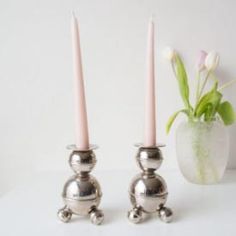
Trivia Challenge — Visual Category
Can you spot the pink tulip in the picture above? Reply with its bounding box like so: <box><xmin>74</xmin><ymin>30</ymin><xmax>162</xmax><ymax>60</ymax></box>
<box><xmin>196</xmin><ymin>50</ymin><xmax>208</xmax><ymax>71</ymax></box>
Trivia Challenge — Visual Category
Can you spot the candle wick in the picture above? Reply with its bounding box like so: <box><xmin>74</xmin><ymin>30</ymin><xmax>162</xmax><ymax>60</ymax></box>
<box><xmin>150</xmin><ymin>13</ymin><xmax>155</xmax><ymax>22</ymax></box>
<box><xmin>71</xmin><ymin>10</ymin><xmax>76</xmax><ymax>18</ymax></box>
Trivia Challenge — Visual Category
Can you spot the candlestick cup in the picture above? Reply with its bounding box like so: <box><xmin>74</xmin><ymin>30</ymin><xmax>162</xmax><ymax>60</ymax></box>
<box><xmin>57</xmin><ymin>145</ymin><xmax>104</xmax><ymax>225</ymax></box>
<box><xmin>127</xmin><ymin>144</ymin><xmax>173</xmax><ymax>223</ymax></box>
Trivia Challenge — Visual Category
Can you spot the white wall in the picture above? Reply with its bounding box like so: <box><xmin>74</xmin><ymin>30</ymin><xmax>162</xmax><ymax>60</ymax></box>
<box><xmin>0</xmin><ymin>0</ymin><xmax>235</xmax><ymax>195</ymax></box>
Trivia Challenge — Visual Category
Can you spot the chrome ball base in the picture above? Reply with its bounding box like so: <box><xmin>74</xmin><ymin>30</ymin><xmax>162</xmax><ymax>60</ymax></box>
<box><xmin>128</xmin><ymin>144</ymin><xmax>173</xmax><ymax>223</ymax></box>
<box><xmin>58</xmin><ymin>145</ymin><xmax>104</xmax><ymax>225</ymax></box>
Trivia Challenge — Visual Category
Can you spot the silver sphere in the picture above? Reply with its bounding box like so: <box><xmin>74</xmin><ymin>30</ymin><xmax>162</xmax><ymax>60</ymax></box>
<box><xmin>69</xmin><ymin>150</ymin><xmax>96</xmax><ymax>173</ymax></box>
<box><xmin>136</xmin><ymin>147</ymin><xmax>163</xmax><ymax>172</ymax></box>
<box><xmin>57</xmin><ymin>207</ymin><xmax>72</xmax><ymax>223</ymax></box>
<box><xmin>127</xmin><ymin>207</ymin><xmax>143</xmax><ymax>224</ymax></box>
<box><xmin>62</xmin><ymin>175</ymin><xmax>102</xmax><ymax>216</ymax></box>
<box><xmin>129</xmin><ymin>174</ymin><xmax>168</xmax><ymax>213</ymax></box>
<box><xmin>158</xmin><ymin>207</ymin><xmax>173</xmax><ymax>223</ymax></box>
<box><xmin>90</xmin><ymin>208</ymin><xmax>104</xmax><ymax>225</ymax></box>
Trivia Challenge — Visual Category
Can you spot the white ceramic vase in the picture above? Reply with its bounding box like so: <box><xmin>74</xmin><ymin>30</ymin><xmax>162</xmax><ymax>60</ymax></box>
<box><xmin>176</xmin><ymin>121</ymin><xmax>229</xmax><ymax>184</ymax></box>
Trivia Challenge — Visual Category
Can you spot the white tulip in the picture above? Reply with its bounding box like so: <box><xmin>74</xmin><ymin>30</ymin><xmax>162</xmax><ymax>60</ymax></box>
<box><xmin>204</xmin><ymin>51</ymin><xmax>220</xmax><ymax>71</ymax></box>
<box><xmin>162</xmin><ymin>47</ymin><xmax>176</xmax><ymax>61</ymax></box>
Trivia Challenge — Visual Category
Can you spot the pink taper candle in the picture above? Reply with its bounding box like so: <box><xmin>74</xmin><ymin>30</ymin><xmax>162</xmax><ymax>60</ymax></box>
<box><xmin>144</xmin><ymin>17</ymin><xmax>156</xmax><ymax>147</ymax></box>
<box><xmin>71</xmin><ymin>13</ymin><xmax>89</xmax><ymax>150</ymax></box>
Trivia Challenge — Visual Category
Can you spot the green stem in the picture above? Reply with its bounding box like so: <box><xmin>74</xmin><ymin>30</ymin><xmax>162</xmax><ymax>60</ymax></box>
<box><xmin>171</xmin><ymin>60</ymin><xmax>177</xmax><ymax>77</ymax></box>
<box><xmin>196</xmin><ymin>153</ymin><xmax>206</xmax><ymax>183</ymax></box>
<box><xmin>218</xmin><ymin>79</ymin><xmax>236</xmax><ymax>91</ymax></box>
<box><xmin>195</xmin><ymin>71</ymin><xmax>201</xmax><ymax>107</ymax></box>
<box><xmin>198</xmin><ymin>70</ymin><xmax>211</xmax><ymax>100</ymax></box>
<box><xmin>193</xmin><ymin>127</ymin><xmax>205</xmax><ymax>183</ymax></box>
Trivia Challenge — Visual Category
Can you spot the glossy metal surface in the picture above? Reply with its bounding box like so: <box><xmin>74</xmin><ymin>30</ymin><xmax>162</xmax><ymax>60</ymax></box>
<box><xmin>136</xmin><ymin>147</ymin><xmax>163</xmax><ymax>172</ymax></box>
<box><xmin>158</xmin><ymin>206</ymin><xmax>173</xmax><ymax>223</ymax></box>
<box><xmin>69</xmin><ymin>150</ymin><xmax>97</xmax><ymax>174</ymax></box>
<box><xmin>58</xmin><ymin>145</ymin><xmax>104</xmax><ymax>225</ymax></box>
<box><xmin>90</xmin><ymin>207</ymin><xmax>104</xmax><ymax>225</ymax></box>
<box><xmin>127</xmin><ymin>207</ymin><xmax>143</xmax><ymax>224</ymax></box>
<box><xmin>128</xmin><ymin>146</ymin><xmax>173</xmax><ymax>223</ymax></box>
<box><xmin>129</xmin><ymin>173</ymin><xmax>167</xmax><ymax>213</ymax></box>
<box><xmin>57</xmin><ymin>206</ymin><xmax>72</xmax><ymax>223</ymax></box>
<box><xmin>62</xmin><ymin>175</ymin><xmax>102</xmax><ymax>215</ymax></box>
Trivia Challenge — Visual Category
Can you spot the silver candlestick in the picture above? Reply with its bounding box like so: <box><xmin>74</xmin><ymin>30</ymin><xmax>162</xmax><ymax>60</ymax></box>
<box><xmin>57</xmin><ymin>145</ymin><xmax>104</xmax><ymax>225</ymax></box>
<box><xmin>127</xmin><ymin>143</ymin><xmax>173</xmax><ymax>224</ymax></box>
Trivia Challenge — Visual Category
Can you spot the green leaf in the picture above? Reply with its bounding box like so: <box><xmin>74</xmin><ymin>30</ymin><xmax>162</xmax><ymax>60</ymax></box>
<box><xmin>166</xmin><ymin>109</ymin><xmax>188</xmax><ymax>134</ymax></box>
<box><xmin>175</xmin><ymin>55</ymin><xmax>192</xmax><ymax>110</ymax></box>
<box><xmin>217</xmin><ymin>101</ymin><xmax>236</xmax><ymax>125</ymax></box>
<box><xmin>195</xmin><ymin>82</ymin><xmax>222</xmax><ymax>119</ymax></box>
<box><xmin>204</xmin><ymin>104</ymin><xmax>214</xmax><ymax>122</ymax></box>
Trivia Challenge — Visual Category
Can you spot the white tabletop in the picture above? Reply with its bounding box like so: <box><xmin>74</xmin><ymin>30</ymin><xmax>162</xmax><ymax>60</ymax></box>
<box><xmin>0</xmin><ymin>169</ymin><xmax>236</xmax><ymax>236</ymax></box>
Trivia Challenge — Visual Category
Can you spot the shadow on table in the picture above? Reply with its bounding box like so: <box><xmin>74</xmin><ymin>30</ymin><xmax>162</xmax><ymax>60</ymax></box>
<box><xmin>220</xmin><ymin>170</ymin><xmax>236</xmax><ymax>184</ymax></box>
<box><xmin>103</xmin><ymin>207</ymin><xmax>126</xmax><ymax>224</ymax></box>
<box><xmin>67</xmin><ymin>207</ymin><xmax>126</xmax><ymax>224</ymax></box>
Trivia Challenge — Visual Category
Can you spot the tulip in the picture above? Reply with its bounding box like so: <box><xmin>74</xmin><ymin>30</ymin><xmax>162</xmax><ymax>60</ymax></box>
<box><xmin>163</xmin><ymin>47</ymin><xmax>176</xmax><ymax>61</ymax></box>
<box><xmin>196</xmin><ymin>50</ymin><xmax>207</xmax><ymax>71</ymax></box>
<box><xmin>205</xmin><ymin>51</ymin><xmax>220</xmax><ymax>71</ymax></box>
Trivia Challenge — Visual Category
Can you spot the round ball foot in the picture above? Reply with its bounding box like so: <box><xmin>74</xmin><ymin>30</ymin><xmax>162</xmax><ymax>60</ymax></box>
<box><xmin>127</xmin><ymin>207</ymin><xmax>143</xmax><ymax>224</ymax></box>
<box><xmin>158</xmin><ymin>206</ymin><xmax>173</xmax><ymax>223</ymax></box>
<box><xmin>90</xmin><ymin>208</ymin><xmax>104</xmax><ymax>225</ymax></box>
<box><xmin>57</xmin><ymin>206</ymin><xmax>72</xmax><ymax>223</ymax></box>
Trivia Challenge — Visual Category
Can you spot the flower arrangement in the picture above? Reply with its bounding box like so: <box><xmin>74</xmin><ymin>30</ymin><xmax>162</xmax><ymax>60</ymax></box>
<box><xmin>164</xmin><ymin>48</ymin><xmax>236</xmax><ymax>133</ymax></box>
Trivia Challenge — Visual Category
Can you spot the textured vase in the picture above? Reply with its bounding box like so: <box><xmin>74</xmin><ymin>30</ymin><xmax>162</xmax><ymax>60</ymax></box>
<box><xmin>176</xmin><ymin>121</ymin><xmax>229</xmax><ymax>184</ymax></box>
